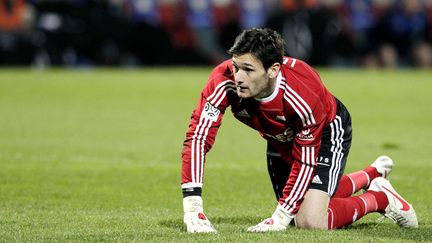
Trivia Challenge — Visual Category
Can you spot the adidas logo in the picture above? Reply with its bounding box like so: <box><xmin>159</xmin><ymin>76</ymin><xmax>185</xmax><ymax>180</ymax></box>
<box><xmin>312</xmin><ymin>175</ymin><xmax>322</xmax><ymax>184</ymax></box>
<box><xmin>237</xmin><ymin>109</ymin><xmax>251</xmax><ymax>118</ymax></box>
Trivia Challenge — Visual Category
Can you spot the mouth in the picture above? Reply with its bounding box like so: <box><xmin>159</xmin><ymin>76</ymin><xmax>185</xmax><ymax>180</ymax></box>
<box><xmin>237</xmin><ymin>86</ymin><xmax>248</xmax><ymax>94</ymax></box>
<box><xmin>236</xmin><ymin>84</ymin><xmax>247</xmax><ymax>90</ymax></box>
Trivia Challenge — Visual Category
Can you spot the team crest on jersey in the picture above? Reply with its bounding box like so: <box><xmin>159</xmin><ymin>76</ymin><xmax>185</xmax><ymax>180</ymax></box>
<box><xmin>265</xmin><ymin>127</ymin><xmax>294</xmax><ymax>143</ymax></box>
<box><xmin>202</xmin><ymin>102</ymin><xmax>220</xmax><ymax>122</ymax></box>
<box><xmin>296</xmin><ymin>128</ymin><xmax>314</xmax><ymax>141</ymax></box>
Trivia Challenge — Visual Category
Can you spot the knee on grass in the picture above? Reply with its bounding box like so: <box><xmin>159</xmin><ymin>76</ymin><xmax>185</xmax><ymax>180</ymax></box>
<box><xmin>295</xmin><ymin>214</ymin><xmax>328</xmax><ymax>230</ymax></box>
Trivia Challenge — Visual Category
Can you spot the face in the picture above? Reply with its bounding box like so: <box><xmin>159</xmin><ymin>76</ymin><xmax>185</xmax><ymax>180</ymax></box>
<box><xmin>232</xmin><ymin>53</ymin><xmax>280</xmax><ymax>99</ymax></box>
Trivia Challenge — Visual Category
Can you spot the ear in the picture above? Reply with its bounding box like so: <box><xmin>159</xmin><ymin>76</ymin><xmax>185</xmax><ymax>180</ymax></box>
<box><xmin>267</xmin><ymin>63</ymin><xmax>281</xmax><ymax>79</ymax></box>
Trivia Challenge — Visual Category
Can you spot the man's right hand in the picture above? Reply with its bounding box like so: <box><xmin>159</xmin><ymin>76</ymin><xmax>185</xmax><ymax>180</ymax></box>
<box><xmin>183</xmin><ymin>211</ymin><xmax>217</xmax><ymax>233</ymax></box>
<box><xmin>183</xmin><ymin>196</ymin><xmax>217</xmax><ymax>233</ymax></box>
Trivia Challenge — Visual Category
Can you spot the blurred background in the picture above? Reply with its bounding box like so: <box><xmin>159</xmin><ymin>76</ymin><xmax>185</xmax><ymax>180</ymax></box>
<box><xmin>1</xmin><ymin>0</ymin><xmax>432</xmax><ymax>68</ymax></box>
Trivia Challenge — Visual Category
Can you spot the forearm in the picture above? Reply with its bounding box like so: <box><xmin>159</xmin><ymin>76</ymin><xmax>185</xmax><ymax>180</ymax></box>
<box><xmin>279</xmin><ymin>155</ymin><xmax>316</xmax><ymax>215</ymax></box>
<box><xmin>181</xmin><ymin>102</ymin><xmax>224</xmax><ymax>195</ymax></box>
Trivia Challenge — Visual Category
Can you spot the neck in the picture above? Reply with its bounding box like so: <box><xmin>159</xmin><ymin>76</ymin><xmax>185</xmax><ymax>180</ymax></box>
<box><xmin>258</xmin><ymin>77</ymin><xmax>277</xmax><ymax>99</ymax></box>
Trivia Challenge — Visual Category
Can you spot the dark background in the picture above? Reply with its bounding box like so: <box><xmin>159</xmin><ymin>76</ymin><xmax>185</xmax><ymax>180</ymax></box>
<box><xmin>1</xmin><ymin>0</ymin><xmax>431</xmax><ymax>68</ymax></box>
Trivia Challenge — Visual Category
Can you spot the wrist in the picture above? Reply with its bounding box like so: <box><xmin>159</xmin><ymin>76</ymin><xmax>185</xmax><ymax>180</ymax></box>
<box><xmin>272</xmin><ymin>204</ymin><xmax>294</xmax><ymax>227</ymax></box>
<box><xmin>183</xmin><ymin>196</ymin><xmax>204</xmax><ymax>213</ymax></box>
<box><xmin>182</xmin><ymin>186</ymin><xmax>202</xmax><ymax>198</ymax></box>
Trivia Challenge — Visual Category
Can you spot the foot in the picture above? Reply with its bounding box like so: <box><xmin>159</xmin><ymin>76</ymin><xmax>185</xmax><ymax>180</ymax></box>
<box><xmin>371</xmin><ymin>155</ymin><xmax>394</xmax><ymax>178</ymax></box>
<box><xmin>368</xmin><ymin>177</ymin><xmax>418</xmax><ymax>228</ymax></box>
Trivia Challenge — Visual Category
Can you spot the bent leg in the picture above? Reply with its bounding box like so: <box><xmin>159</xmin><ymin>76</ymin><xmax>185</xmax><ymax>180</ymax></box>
<box><xmin>295</xmin><ymin>189</ymin><xmax>330</xmax><ymax>229</ymax></box>
<box><xmin>296</xmin><ymin>189</ymin><xmax>389</xmax><ymax>230</ymax></box>
<box><xmin>333</xmin><ymin>167</ymin><xmax>379</xmax><ymax>198</ymax></box>
<box><xmin>328</xmin><ymin>191</ymin><xmax>388</xmax><ymax>229</ymax></box>
<box><xmin>295</xmin><ymin>103</ymin><xmax>352</xmax><ymax>229</ymax></box>
<box><xmin>333</xmin><ymin>156</ymin><xmax>394</xmax><ymax>198</ymax></box>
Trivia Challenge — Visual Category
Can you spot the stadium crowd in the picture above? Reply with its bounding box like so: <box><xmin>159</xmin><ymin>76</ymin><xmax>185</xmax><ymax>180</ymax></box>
<box><xmin>1</xmin><ymin>0</ymin><xmax>432</xmax><ymax>68</ymax></box>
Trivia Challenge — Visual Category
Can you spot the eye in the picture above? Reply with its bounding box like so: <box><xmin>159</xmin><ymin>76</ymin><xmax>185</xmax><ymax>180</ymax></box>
<box><xmin>233</xmin><ymin>65</ymin><xmax>239</xmax><ymax>73</ymax></box>
<box><xmin>244</xmin><ymin>68</ymin><xmax>254</xmax><ymax>72</ymax></box>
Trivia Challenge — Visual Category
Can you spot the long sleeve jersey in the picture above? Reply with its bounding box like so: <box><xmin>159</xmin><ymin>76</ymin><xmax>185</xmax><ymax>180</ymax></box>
<box><xmin>181</xmin><ymin>57</ymin><xmax>337</xmax><ymax>215</ymax></box>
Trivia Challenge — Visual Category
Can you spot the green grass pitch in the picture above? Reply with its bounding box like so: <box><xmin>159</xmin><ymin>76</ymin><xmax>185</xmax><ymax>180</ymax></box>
<box><xmin>0</xmin><ymin>67</ymin><xmax>431</xmax><ymax>242</ymax></box>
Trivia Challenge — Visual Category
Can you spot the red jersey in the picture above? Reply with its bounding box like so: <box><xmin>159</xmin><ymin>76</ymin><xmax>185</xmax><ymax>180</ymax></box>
<box><xmin>181</xmin><ymin>57</ymin><xmax>337</xmax><ymax>214</ymax></box>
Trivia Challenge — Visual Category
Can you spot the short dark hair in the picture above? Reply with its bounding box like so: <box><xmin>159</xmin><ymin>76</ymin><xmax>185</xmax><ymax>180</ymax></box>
<box><xmin>228</xmin><ymin>28</ymin><xmax>285</xmax><ymax>70</ymax></box>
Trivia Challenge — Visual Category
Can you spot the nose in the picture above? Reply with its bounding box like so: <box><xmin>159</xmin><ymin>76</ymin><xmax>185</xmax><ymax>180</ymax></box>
<box><xmin>234</xmin><ymin>70</ymin><xmax>246</xmax><ymax>84</ymax></box>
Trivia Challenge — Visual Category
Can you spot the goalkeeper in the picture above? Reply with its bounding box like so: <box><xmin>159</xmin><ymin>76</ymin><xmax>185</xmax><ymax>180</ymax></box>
<box><xmin>180</xmin><ymin>28</ymin><xmax>418</xmax><ymax>232</ymax></box>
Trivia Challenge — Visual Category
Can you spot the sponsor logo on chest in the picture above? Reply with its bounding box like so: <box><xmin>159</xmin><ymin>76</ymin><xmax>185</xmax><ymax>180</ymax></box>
<box><xmin>296</xmin><ymin>128</ymin><xmax>314</xmax><ymax>141</ymax></box>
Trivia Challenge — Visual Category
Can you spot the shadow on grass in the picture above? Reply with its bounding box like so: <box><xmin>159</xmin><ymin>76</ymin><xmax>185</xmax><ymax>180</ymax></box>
<box><xmin>343</xmin><ymin>222</ymin><xmax>432</xmax><ymax>241</ymax></box>
<box><xmin>160</xmin><ymin>216</ymin><xmax>431</xmax><ymax>241</ymax></box>
<box><xmin>158</xmin><ymin>215</ymin><xmax>263</xmax><ymax>232</ymax></box>
<box><xmin>211</xmin><ymin>215</ymin><xmax>265</xmax><ymax>225</ymax></box>
<box><xmin>159</xmin><ymin>219</ymin><xmax>183</xmax><ymax>233</ymax></box>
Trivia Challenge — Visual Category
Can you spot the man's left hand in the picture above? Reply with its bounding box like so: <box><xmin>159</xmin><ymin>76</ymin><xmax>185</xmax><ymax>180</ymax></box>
<box><xmin>247</xmin><ymin>204</ymin><xmax>294</xmax><ymax>232</ymax></box>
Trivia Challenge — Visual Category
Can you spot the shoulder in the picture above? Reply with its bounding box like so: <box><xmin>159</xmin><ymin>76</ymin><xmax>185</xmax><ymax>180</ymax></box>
<box><xmin>203</xmin><ymin>60</ymin><xmax>236</xmax><ymax>107</ymax></box>
<box><xmin>205</xmin><ymin>60</ymin><xmax>236</xmax><ymax>93</ymax></box>
<box><xmin>279</xmin><ymin>57</ymin><xmax>333</xmax><ymax>126</ymax></box>
<box><xmin>209</xmin><ymin>59</ymin><xmax>234</xmax><ymax>83</ymax></box>
<box><xmin>282</xmin><ymin>57</ymin><xmax>317</xmax><ymax>74</ymax></box>
<box><xmin>281</xmin><ymin>56</ymin><xmax>321</xmax><ymax>83</ymax></box>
